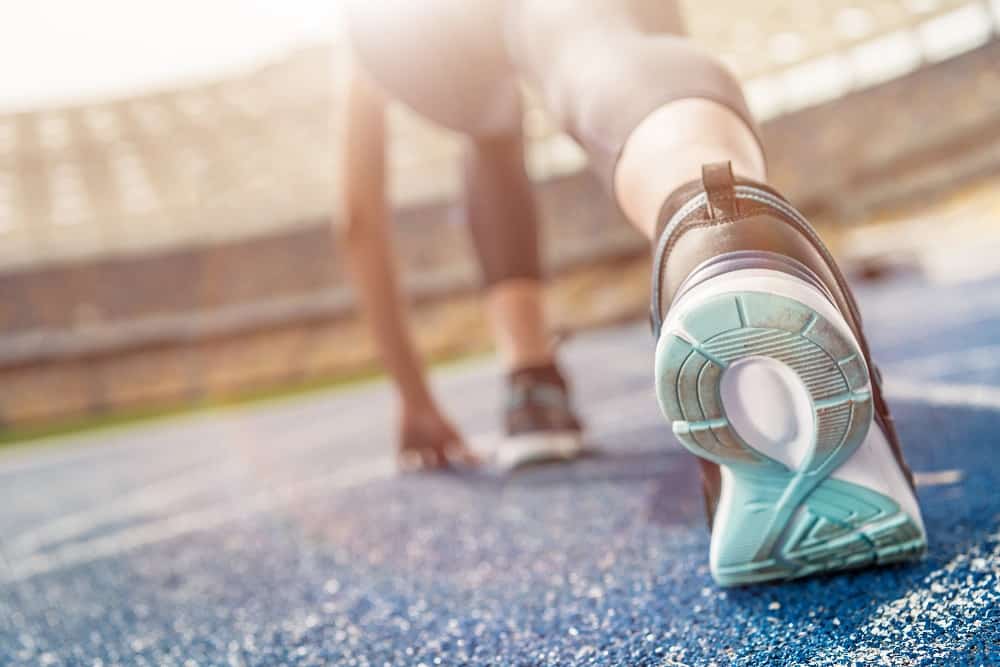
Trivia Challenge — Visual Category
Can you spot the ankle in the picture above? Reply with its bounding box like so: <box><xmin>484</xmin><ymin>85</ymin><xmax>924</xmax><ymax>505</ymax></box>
<box><xmin>615</xmin><ymin>99</ymin><xmax>767</xmax><ymax>239</ymax></box>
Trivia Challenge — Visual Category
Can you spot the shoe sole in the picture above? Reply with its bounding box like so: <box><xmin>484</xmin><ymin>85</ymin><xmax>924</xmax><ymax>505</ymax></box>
<box><xmin>493</xmin><ymin>431</ymin><xmax>584</xmax><ymax>471</ymax></box>
<box><xmin>655</xmin><ymin>268</ymin><xmax>926</xmax><ymax>586</ymax></box>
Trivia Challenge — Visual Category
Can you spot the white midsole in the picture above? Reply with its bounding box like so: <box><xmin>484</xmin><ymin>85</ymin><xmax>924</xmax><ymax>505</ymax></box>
<box><xmin>493</xmin><ymin>431</ymin><xmax>583</xmax><ymax>470</ymax></box>
<box><xmin>662</xmin><ymin>268</ymin><xmax>926</xmax><ymax>540</ymax></box>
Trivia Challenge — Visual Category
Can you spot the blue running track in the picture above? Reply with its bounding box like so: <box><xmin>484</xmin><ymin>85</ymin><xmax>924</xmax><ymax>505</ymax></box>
<box><xmin>1</xmin><ymin>272</ymin><xmax>998</xmax><ymax>666</ymax></box>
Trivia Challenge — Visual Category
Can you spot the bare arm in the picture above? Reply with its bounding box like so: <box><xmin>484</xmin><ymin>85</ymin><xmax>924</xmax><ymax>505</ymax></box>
<box><xmin>340</xmin><ymin>68</ymin><xmax>432</xmax><ymax>409</ymax></box>
<box><xmin>338</xmin><ymin>66</ymin><xmax>475</xmax><ymax>468</ymax></box>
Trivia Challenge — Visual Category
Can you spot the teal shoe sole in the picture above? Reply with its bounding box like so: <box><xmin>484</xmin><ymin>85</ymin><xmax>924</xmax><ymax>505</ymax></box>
<box><xmin>655</xmin><ymin>290</ymin><xmax>926</xmax><ymax>586</ymax></box>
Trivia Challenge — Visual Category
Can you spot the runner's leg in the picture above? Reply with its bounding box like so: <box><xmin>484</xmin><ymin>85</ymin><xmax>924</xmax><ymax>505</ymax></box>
<box><xmin>506</xmin><ymin>0</ymin><xmax>764</xmax><ymax>237</ymax></box>
<box><xmin>347</xmin><ymin>0</ymin><xmax>557</xmax><ymax>373</ymax></box>
<box><xmin>507</xmin><ymin>0</ymin><xmax>925</xmax><ymax>580</ymax></box>
<box><xmin>463</xmin><ymin>127</ymin><xmax>555</xmax><ymax>370</ymax></box>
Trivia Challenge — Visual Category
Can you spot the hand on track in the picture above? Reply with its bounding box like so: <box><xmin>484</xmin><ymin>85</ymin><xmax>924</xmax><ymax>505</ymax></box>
<box><xmin>398</xmin><ymin>406</ymin><xmax>478</xmax><ymax>471</ymax></box>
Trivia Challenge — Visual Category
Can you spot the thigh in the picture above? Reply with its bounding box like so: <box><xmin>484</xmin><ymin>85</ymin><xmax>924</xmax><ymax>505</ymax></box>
<box><xmin>345</xmin><ymin>0</ymin><xmax>521</xmax><ymax>137</ymax></box>
<box><xmin>504</xmin><ymin>0</ymin><xmax>688</xmax><ymax>127</ymax></box>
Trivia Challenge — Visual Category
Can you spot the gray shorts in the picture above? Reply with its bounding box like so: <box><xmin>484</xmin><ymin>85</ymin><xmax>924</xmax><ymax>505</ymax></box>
<box><xmin>345</xmin><ymin>0</ymin><xmax>756</xmax><ymax>187</ymax></box>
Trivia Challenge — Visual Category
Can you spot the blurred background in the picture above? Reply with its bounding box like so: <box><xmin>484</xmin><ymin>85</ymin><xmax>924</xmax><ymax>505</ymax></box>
<box><xmin>2</xmin><ymin>0</ymin><xmax>1000</xmax><ymax>440</ymax></box>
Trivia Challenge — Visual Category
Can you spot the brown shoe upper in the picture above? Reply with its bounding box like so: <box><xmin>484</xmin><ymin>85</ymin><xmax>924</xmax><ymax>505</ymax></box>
<box><xmin>651</xmin><ymin>162</ymin><xmax>916</xmax><ymax>526</ymax></box>
<box><xmin>505</xmin><ymin>363</ymin><xmax>583</xmax><ymax>438</ymax></box>
<box><xmin>652</xmin><ymin>163</ymin><xmax>864</xmax><ymax>335</ymax></box>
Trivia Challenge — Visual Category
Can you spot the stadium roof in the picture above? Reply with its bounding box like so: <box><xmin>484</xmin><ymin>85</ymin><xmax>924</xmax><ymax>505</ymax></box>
<box><xmin>0</xmin><ymin>0</ymin><xmax>997</xmax><ymax>271</ymax></box>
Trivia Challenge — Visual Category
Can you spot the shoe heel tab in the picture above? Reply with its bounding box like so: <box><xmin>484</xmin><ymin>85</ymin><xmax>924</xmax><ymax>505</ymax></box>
<box><xmin>702</xmin><ymin>161</ymin><xmax>739</xmax><ymax>219</ymax></box>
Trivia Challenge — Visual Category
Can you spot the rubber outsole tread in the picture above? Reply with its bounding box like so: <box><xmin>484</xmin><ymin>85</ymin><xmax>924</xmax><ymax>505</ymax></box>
<box><xmin>655</xmin><ymin>290</ymin><xmax>926</xmax><ymax>585</ymax></box>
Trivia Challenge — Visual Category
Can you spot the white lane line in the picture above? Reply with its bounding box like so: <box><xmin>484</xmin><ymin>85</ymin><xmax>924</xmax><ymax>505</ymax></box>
<box><xmin>888</xmin><ymin>344</ymin><xmax>1000</xmax><ymax>381</ymax></box>
<box><xmin>861</xmin><ymin>285</ymin><xmax>1000</xmax><ymax>330</ymax></box>
<box><xmin>0</xmin><ymin>545</ymin><xmax>11</xmax><ymax>581</ymax></box>
<box><xmin>4</xmin><ymin>356</ymin><xmax>515</xmax><ymax>563</ymax></box>
<box><xmin>2</xmin><ymin>456</ymin><xmax>396</xmax><ymax>584</ymax></box>
<box><xmin>1</xmin><ymin>386</ymin><xmax>662</xmax><ymax>578</ymax></box>
<box><xmin>885</xmin><ymin>377</ymin><xmax>1000</xmax><ymax>411</ymax></box>
<box><xmin>3</xmin><ymin>375</ymin><xmax>994</xmax><ymax>581</ymax></box>
<box><xmin>913</xmin><ymin>469</ymin><xmax>964</xmax><ymax>487</ymax></box>
<box><xmin>5</xmin><ymin>415</ymin><xmax>388</xmax><ymax>560</ymax></box>
<box><xmin>5</xmin><ymin>460</ymin><xmax>238</xmax><ymax>558</ymax></box>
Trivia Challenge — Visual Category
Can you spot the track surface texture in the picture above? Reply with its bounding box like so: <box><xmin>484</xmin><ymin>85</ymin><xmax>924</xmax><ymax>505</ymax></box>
<box><xmin>1</xmin><ymin>272</ymin><xmax>999</xmax><ymax>666</ymax></box>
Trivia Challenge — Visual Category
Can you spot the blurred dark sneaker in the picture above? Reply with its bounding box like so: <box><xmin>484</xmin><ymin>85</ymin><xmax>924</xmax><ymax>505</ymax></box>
<box><xmin>651</xmin><ymin>162</ymin><xmax>926</xmax><ymax>586</ymax></box>
<box><xmin>495</xmin><ymin>362</ymin><xmax>584</xmax><ymax>469</ymax></box>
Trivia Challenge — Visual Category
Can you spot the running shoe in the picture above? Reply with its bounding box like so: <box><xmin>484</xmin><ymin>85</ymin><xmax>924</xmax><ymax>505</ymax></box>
<box><xmin>651</xmin><ymin>162</ymin><xmax>927</xmax><ymax>586</ymax></box>
<box><xmin>495</xmin><ymin>363</ymin><xmax>584</xmax><ymax>469</ymax></box>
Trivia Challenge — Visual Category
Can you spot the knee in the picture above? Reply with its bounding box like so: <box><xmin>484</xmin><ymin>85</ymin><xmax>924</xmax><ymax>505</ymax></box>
<box><xmin>565</xmin><ymin>35</ymin><xmax>749</xmax><ymax>128</ymax></box>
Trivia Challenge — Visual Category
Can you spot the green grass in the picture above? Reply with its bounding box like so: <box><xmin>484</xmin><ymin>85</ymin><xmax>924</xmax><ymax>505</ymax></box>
<box><xmin>0</xmin><ymin>367</ymin><xmax>386</xmax><ymax>452</ymax></box>
<box><xmin>0</xmin><ymin>348</ymin><xmax>494</xmax><ymax>453</ymax></box>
